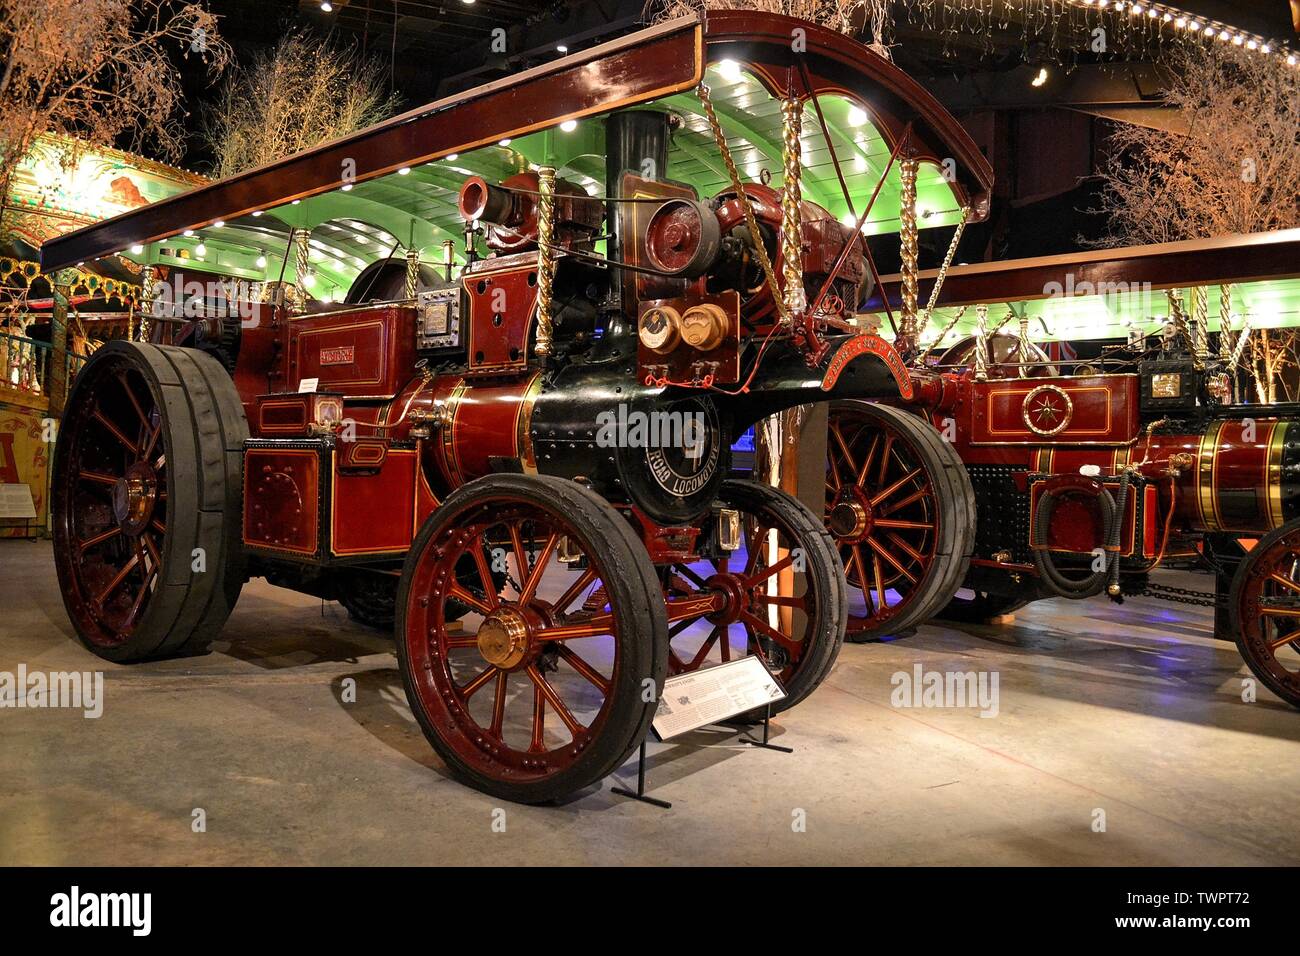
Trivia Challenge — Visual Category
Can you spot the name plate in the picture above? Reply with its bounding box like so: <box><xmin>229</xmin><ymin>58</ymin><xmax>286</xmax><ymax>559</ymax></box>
<box><xmin>652</xmin><ymin>656</ymin><xmax>786</xmax><ymax>741</ymax></box>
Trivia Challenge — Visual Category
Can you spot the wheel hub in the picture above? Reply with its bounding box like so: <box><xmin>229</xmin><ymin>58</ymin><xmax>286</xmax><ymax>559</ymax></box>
<box><xmin>829</xmin><ymin>490</ymin><xmax>873</xmax><ymax>542</ymax></box>
<box><xmin>112</xmin><ymin>462</ymin><xmax>158</xmax><ymax>536</ymax></box>
<box><xmin>476</xmin><ymin>607</ymin><xmax>531</xmax><ymax>669</ymax></box>
<box><xmin>703</xmin><ymin>573</ymin><xmax>748</xmax><ymax>625</ymax></box>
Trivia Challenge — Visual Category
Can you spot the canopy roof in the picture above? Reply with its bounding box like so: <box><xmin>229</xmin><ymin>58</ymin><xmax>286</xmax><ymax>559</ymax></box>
<box><xmin>40</xmin><ymin>12</ymin><xmax>992</xmax><ymax>301</ymax></box>
<box><xmin>866</xmin><ymin>229</ymin><xmax>1300</xmax><ymax>345</ymax></box>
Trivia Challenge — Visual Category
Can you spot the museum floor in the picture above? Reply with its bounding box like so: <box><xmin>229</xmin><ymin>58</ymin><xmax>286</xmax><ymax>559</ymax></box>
<box><xmin>2</xmin><ymin>538</ymin><xmax>1296</xmax><ymax>867</ymax></box>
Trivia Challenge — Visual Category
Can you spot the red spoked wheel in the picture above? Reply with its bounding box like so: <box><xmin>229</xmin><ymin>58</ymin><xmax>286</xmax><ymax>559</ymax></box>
<box><xmin>1229</xmin><ymin>519</ymin><xmax>1300</xmax><ymax>709</ymax></box>
<box><xmin>396</xmin><ymin>474</ymin><xmax>667</xmax><ymax>803</ymax></box>
<box><xmin>51</xmin><ymin>342</ymin><xmax>247</xmax><ymax>662</ymax></box>
<box><xmin>659</xmin><ymin>479</ymin><xmax>845</xmax><ymax>711</ymax></box>
<box><xmin>825</xmin><ymin>401</ymin><xmax>975</xmax><ymax>641</ymax></box>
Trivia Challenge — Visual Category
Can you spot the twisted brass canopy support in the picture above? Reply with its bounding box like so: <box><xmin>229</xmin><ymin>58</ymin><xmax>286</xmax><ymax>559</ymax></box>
<box><xmin>535</xmin><ymin>166</ymin><xmax>557</xmax><ymax>358</ymax></box>
<box><xmin>780</xmin><ymin>96</ymin><xmax>805</xmax><ymax>324</ymax></box>
<box><xmin>897</xmin><ymin>157</ymin><xmax>920</xmax><ymax>353</ymax></box>
<box><xmin>973</xmin><ymin>303</ymin><xmax>989</xmax><ymax>383</ymax></box>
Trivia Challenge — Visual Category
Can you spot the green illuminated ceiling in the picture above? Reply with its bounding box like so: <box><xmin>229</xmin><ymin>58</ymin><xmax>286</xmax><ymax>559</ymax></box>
<box><xmin>124</xmin><ymin>62</ymin><xmax>960</xmax><ymax>302</ymax></box>
<box><xmin>888</xmin><ymin>280</ymin><xmax>1300</xmax><ymax>349</ymax></box>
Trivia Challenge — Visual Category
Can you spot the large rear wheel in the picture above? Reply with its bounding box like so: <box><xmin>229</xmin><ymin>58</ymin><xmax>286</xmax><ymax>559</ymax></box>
<box><xmin>826</xmin><ymin>400</ymin><xmax>976</xmax><ymax>641</ymax></box>
<box><xmin>396</xmin><ymin>474</ymin><xmax>668</xmax><ymax>803</ymax></box>
<box><xmin>51</xmin><ymin>342</ymin><xmax>247</xmax><ymax>662</ymax></box>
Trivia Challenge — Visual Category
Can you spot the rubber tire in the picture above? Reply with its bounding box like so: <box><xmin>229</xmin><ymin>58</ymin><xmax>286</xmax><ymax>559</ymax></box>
<box><xmin>1228</xmin><ymin>520</ymin><xmax>1300</xmax><ymax>709</ymax></box>
<box><xmin>719</xmin><ymin>478</ymin><xmax>847</xmax><ymax>711</ymax></box>
<box><xmin>829</xmin><ymin>401</ymin><xmax>977</xmax><ymax>642</ymax></box>
<box><xmin>52</xmin><ymin>342</ymin><xmax>248</xmax><ymax>662</ymax></box>
<box><xmin>395</xmin><ymin>474</ymin><xmax>669</xmax><ymax>804</ymax></box>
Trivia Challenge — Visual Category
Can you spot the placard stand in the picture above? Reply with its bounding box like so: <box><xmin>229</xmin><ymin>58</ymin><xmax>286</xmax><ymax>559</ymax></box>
<box><xmin>611</xmin><ymin>704</ymin><xmax>791</xmax><ymax>810</ymax></box>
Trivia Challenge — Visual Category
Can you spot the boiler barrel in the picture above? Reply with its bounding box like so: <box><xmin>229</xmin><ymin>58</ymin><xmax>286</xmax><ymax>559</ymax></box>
<box><xmin>1147</xmin><ymin>418</ymin><xmax>1300</xmax><ymax>534</ymax></box>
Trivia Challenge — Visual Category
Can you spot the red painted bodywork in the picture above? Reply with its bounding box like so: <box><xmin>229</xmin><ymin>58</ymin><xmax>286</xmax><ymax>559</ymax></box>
<box><xmin>919</xmin><ymin>367</ymin><xmax>1292</xmax><ymax>560</ymax></box>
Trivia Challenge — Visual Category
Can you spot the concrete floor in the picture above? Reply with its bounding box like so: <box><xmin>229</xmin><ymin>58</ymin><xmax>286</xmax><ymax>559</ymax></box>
<box><xmin>2</xmin><ymin>538</ymin><xmax>1298</xmax><ymax>866</ymax></box>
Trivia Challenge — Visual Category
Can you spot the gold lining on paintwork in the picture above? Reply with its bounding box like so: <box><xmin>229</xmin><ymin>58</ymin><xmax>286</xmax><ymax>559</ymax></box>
<box><xmin>1268</xmin><ymin>420</ymin><xmax>1289</xmax><ymax>530</ymax></box>
<box><xmin>516</xmin><ymin>372</ymin><xmax>543</xmax><ymax>475</ymax></box>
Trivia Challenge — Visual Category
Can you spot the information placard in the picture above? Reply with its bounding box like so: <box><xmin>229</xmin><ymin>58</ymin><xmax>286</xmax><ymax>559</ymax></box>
<box><xmin>652</xmin><ymin>656</ymin><xmax>786</xmax><ymax>741</ymax></box>
<box><xmin>0</xmin><ymin>484</ymin><xmax>37</xmax><ymax>520</ymax></box>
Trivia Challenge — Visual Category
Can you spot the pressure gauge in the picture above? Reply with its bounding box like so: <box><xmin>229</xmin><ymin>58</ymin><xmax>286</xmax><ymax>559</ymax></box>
<box><xmin>639</xmin><ymin>305</ymin><xmax>682</xmax><ymax>354</ymax></box>
<box><xmin>680</xmin><ymin>303</ymin><xmax>728</xmax><ymax>351</ymax></box>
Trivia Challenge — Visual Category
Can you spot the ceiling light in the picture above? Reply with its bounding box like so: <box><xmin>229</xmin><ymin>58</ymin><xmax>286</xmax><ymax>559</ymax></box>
<box><xmin>320</xmin><ymin>1</ymin><xmax>332</xmax><ymax>11</ymax></box>
<box><xmin>718</xmin><ymin>59</ymin><xmax>743</xmax><ymax>82</ymax></box>
<box><xmin>213</xmin><ymin>220</ymin><xmax>224</xmax><ymax>228</ymax></box>
<box><xmin>398</xmin><ymin>166</ymin><xmax>410</xmax><ymax>175</ymax></box>
<box><xmin>251</xmin><ymin>210</ymin><xmax>263</xmax><ymax>217</ymax></box>
<box><xmin>256</xmin><ymin>254</ymin><xmax>267</xmax><ymax>268</ymax></box>
<box><xmin>498</xmin><ymin>138</ymin><xmax>511</xmax><ymax>147</ymax></box>
<box><xmin>341</xmin><ymin>183</ymin><xmax>352</xmax><ymax>191</ymax></box>
<box><xmin>559</xmin><ymin>119</ymin><xmax>578</xmax><ymax>132</ymax></box>
<box><xmin>195</xmin><ymin>241</ymin><xmax>207</xmax><ymax>257</ymax></box>
<box><xmin>1031</xmin><ymin>66</ymin><xmax>1049</xmax><ymax>87</ymax></box>
<box><xmin>130</xmin><ymin>244</ymin><xmax>144</xmax><ymax>255</ymax></box>
<box><xmin>446</xmin><ymin>153</ymin><xmax>459</xmax><ymax>161</ymax></box>
<box><xmin>847</xmin><ymin>105</ymin><xmax>868</xmax><ymax>127</ymax></box>
<box><xmin>291</xmin><ymin>199</ymin><xmax>301</xmax><ymax>205</ymax></box>
<box><xmin>183</xmin><ymin>229</ymin><xmax>194</xmax><ymax>236</ymax></box>
<box><xmin>556</xmin><ymin>44</ymin><xmax>568</xmax><ymax>53</ymax></box>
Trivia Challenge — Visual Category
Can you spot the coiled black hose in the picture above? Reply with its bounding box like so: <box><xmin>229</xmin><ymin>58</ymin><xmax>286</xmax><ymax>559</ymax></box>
<box><xmin>1031</xmin><ymin>472</ymin><xmax>1131</xmax><ymax>600</ymax></box>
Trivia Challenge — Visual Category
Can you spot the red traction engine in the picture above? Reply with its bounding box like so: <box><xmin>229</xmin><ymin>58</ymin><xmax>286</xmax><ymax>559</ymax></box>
<box><xmin>828</xmin><ymin>335</ymin><xmax>1300</xmax><ymax>709</ymax></box>
<box><xmin>46</xmin><ymin>102</ymin><xmax>961</xmax><ymax>802</ymax></box>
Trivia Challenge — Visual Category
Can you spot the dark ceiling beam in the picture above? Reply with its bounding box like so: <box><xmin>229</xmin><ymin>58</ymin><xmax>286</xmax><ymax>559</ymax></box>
<box><xmin>434</xmin><ymin>0</ymin><xmax>647</xmax><ymax>95</ymax></box>
<box><xmin>921</xmin><ymin>61</ymin><xmax>1170</xmax><ymax>112</ymax></box>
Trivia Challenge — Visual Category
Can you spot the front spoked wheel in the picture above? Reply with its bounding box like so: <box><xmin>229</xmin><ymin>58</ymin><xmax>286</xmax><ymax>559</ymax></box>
<box><xmin>660</xmin><ymin>479</ymin><xmax>846</xmax><ymax>712</ymax></box>
<box><xmin>396</xmin><ymin>474</ymin><xmax>668</xmax><ymax>803</ymax></box>
<box><xmin>1229</xmin><ymin>520</ymin><xmax>1300</xmax><ymax>709</ymax></box>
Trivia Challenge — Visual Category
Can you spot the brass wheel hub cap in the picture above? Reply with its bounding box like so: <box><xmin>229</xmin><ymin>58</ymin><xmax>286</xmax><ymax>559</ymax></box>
<box><xmin>112</xmin><ymin>462</ymin><xmax>157</xmax><ymax>536</ymax></box>
<box><xmin>476</xmin><ymin>607</ymin><xmax>531</xmax><ymax>669</ymax></box>
<box><xmin>829</xmin><ymin>491</ymin><xmax>871</xmax><ymax>542</ymax></box>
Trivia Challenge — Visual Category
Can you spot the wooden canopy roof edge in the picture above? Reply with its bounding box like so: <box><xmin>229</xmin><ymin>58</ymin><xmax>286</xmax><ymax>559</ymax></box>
<box><xmin>41</xmin><ymin>11</ymin><xmax>993</xmax><ymax>273</ymax></box>
<box><xmin>867</xmin><ymin>229</ymin><xmax>1300</xmax><ymax>310</ymax></box>
<box><xmin>702</xmin><ymin>10</ymin><xmax>992</xmax><ymax>219</ymax></box>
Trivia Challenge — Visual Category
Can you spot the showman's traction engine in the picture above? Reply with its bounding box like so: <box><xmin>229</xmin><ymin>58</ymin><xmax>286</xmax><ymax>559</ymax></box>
<box><xmin>41</xmin><ymin>13</ymin><xmax>997</xmax><ymax>802</ymax></box>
